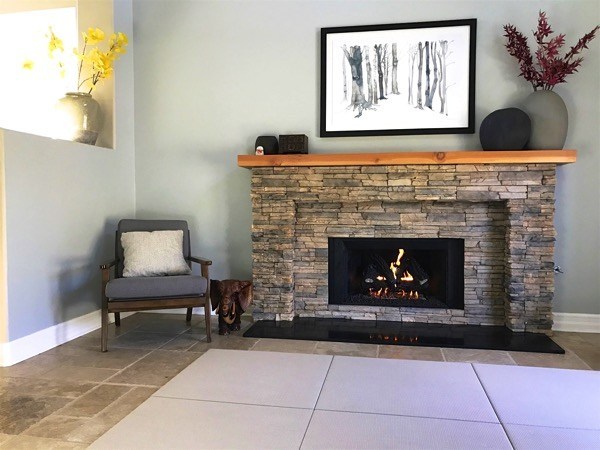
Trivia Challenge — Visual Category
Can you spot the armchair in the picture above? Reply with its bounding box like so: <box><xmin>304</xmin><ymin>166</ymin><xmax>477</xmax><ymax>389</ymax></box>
<box><xmin>100</xmin><ymin>219</ymin><xmax>212</xmax><ymax>352</ymax></box>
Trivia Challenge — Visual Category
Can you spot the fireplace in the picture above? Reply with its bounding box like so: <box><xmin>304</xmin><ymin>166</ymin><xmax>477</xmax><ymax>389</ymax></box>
<box><xmin>329</xmin><ymin>238</ymin><xmax>464</xmax><ymax>310</ymax></box>
<box><xmin>244</xmin><ymin>155</ymin><xmax>570</xmax><ymax>333</ymax></box>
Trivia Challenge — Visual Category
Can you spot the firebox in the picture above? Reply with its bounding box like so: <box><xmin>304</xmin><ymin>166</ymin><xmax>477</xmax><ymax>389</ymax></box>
<box><xmin>328</xmin><ymin>238</ymin><xmax>464</xmax><ymax>309</ymax></box>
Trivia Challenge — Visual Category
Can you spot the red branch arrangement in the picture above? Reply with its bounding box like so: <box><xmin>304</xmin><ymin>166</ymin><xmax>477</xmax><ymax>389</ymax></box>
<box><xmin>504</xmin><ymin>11</ymin><xmax>599</xmax><ymax>90</ymax></box>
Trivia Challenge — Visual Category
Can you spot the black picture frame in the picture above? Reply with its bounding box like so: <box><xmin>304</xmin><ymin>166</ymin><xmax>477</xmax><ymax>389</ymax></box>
<box><xmin>320</xmin><ymin>19</ymin><xmax>477</xmax><ymax>137</ymax></box>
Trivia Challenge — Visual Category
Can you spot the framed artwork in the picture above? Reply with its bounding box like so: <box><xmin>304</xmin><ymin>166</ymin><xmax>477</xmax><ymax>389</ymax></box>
<box><xmin>320</xmin><ymin>19</ymin><xmax>477</xmax><ymax>137</ymax></box>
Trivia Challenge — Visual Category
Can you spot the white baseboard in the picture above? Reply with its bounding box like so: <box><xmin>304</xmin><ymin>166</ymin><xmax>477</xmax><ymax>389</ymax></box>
<box><xmin>1</xmin><ymin>310</ymin><xmax>593</xmax><ymax>366</ymax></box>
<box><xmin>553</xmin><ymin>312</ymin><xmax>600</xmax><ymax>333</ymax></box>
<box><xmin>0</xmin><ymin>310</ymin><xmax>135</xmax><ymax>367</ymax></box>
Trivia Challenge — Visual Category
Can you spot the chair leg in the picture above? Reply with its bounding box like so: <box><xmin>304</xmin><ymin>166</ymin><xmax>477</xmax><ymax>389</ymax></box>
<box><xmin>114</xmin><ymin>312</ymin><xmax>121</xmax><ymax>327</ymax></box>
<box><xmin>101</xmin><ymin>307</ymin><xmax>109</xmax><ymax>352</ymax></box>
<box><xmin>204</xmin><ymin>301</ymin><xmax>211</xmax><ymax>343</ymax></box>
<box><xmin>186</xmin><ymin>307</ymin><xmax>193</xmax><ymax>323</ymax></box>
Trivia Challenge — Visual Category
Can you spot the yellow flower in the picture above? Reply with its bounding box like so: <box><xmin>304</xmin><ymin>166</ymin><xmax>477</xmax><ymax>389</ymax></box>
<box><xmin>83</xmin><ymin>27</ymin><xmax>105</xmax><ymax>45</ymax></box>
<box><xmin>85</xmin><ymin>48</ymin><xmax>114</xmax><ymax>79</ymax></box>
<box><xmin>47</xmin><ymin>28</ymin><xmax>64</xmax><ymax>57</ymax></box>
<box><xmin>34</xmin><ymin>25</ymin><xmax>128</xmax><ymax>91</ymax></box>
<box><xmin>109</xmin><ymin>32</ymin><xmax>129</xmax><ymax>55</ymax></box>
<box><xmin>117</xmin><ymin>32</ymin><xmax>128</xmax><ymax>46</ymax></box>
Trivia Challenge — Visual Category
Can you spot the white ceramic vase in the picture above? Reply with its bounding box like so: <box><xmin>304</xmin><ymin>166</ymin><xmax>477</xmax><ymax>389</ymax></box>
<box><xmin>56</xmin><ymin>92</ymin><xmax>102</xmax><ymax>145</ymax></box>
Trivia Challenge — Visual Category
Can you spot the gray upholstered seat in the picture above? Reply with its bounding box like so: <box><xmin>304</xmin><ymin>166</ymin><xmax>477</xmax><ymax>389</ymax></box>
<box><xmin>106</xmin><ymin>275</ymin><xmax>208</xmax><ymax>300</ymax></box>
<box><xmin>100</xmin><ymin>219</ymin><xmax>212</xmax><ymax>351</ymax></box>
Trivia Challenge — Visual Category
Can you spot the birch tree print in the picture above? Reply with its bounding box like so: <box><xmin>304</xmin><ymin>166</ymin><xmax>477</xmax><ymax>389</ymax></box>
<box><xmin>437</xmin><ymin>40</ymin><xmax>449</xmax><ymax>115</ymax></box>
<box><xmin>416</xmin><ymin>42</ymin><xmax>423</xmax><ymax>109</ymax></box>
<box><xmin>391</xmin><ymin>43</ymin><xmax>399</xmax><ymax>95</ymax></box>
<box><xmin>372</xmin><ymin>51</ymin><xmax>378</xmax><ymax>105</ymax></box>
<box><xmin>425</xmin><ymin>41</ymin><xmax>438</xmax><ymax>109</ymax></box>
<box><xmin>326</xmin><ymin>19</ymin><xmax>473</xmax><ymax>134</ymax></box>
<box><xmin>374</xmin><ymin>44</ymin><xmax>387</xmax><ymax>100</ymax></box>
<box><xmin>364</xmin><ymin>46</ymin><xmax>374</xmax><ymax>104</ymax></box>
<box><xmin>342</xmin><ymin>45</ymin><xmax>370</xmax><ymax>117</ymax></box>
<box><xmin>407</xmin><ymin>39</ymin><xmax>452</xmax><ymax>115</ymax></box>
<box><xmin>408</xmin><ymin>45</ymin><xmax>417</xmax><ymax>104</ymax></box>
<box><xmin>338</xmin><ymin>38</ymin><xmax>455</xmax><ymax>118</ymax></box>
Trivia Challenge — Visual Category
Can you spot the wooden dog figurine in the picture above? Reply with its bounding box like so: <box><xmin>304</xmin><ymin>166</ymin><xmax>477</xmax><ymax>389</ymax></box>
<box><xmin>210</xmin><ymin>280</ymin><xmax>253</xmax><ymax>335</ymax></box>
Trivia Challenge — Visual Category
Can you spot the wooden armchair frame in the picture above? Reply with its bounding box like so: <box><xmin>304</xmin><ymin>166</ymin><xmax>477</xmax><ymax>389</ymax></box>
<box><xmin>100</xmin><ymin>256</ymin><xmax>212</xmax><ymax>352</ymax></box>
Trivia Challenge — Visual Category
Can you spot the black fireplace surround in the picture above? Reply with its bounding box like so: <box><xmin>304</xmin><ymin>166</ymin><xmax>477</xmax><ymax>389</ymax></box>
<box><xmin>329</xmin><ymin>238</ymin><xmax>464</xmax><ymax>310</ymax></box>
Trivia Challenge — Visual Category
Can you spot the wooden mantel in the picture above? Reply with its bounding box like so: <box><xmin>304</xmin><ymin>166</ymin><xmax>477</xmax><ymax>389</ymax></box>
<box><xmin>238</xmin><ymin>150</ymin><xmax>577</xmax><ymax>168</ymax></box>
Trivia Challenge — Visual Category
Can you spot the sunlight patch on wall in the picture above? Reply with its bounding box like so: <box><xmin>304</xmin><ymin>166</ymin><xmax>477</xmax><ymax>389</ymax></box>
<box><xmin>0</xmin><ymin>7</ymin><xmax>77</xmax><ymax>138</ymax></box>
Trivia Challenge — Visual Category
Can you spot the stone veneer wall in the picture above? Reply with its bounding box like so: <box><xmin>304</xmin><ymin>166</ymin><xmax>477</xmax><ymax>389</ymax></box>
<box><xmin>251</xmin><ymin>164</ymin><xmax>557</xmax><ymax>332</ymax></box>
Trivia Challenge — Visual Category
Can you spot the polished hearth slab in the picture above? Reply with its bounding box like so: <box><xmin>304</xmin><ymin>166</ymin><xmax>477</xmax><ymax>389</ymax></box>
<box><xmin>243</xmin><ymin>318</ymin><xmax>565</xmax><ymax>354</ymax></box>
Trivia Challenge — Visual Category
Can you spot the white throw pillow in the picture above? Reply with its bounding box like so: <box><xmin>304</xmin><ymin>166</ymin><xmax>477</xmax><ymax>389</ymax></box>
<box><xmin>121</xmin><ymin>230</ymin><xmax>191</xmax><ymax>277</ymax></box>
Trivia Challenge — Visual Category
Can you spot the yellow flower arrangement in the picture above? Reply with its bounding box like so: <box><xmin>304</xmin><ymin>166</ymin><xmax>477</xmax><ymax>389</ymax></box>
<box><xmin>24</xmin><ymin>26</ymin><xmax>128</xmax><ymax>94</ymax></box>
<box><xmin>76</xmin><ymin>28</ymin><xmax>128</xmax><ymax>92</ymax></box>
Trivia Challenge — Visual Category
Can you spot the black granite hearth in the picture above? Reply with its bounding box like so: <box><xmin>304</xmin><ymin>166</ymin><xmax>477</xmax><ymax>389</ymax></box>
<box><xmin>243</xmin><ymin>318</ymin><xmax>565</xmax><ymax>354</ymax></box>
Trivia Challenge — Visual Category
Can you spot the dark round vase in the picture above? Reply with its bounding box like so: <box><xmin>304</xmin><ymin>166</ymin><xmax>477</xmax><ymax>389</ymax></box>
<box><xmin>521</xmin><ymin>90</ymin><xmax>568</xmax><ymax>149</ymax></box>
<box><xmin>480</xmin><ymin>108</ymin><xmax>531</xmax><ymax>151</ymax></box>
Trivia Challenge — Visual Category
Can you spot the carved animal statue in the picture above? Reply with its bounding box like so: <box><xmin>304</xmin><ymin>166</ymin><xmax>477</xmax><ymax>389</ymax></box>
<box><xmin>210</xmin><ymin>280</ymin><xmax>253</xmax><ymax>335</ymax></box>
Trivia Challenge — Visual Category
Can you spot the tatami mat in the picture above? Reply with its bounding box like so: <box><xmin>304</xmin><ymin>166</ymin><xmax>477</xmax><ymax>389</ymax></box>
<box><xmin>316</xmin><ymin>356</ymin><xmax>498</xmax><ymax>422</ymax></box>
<box><xmin>302</xmin><ymin>410</ymin><xmax>512</xmax><ymax>450</ymax></box>
<box><xmin>90</xmin><ymin>349</ymin><xmax>600</xmax><ymax>449</ymax></box>
<box><xmin>474</xmin><ymin>363</ymin><xmax>600</xmax><ymax>430</ymax></box>
<box><xmin>505</xmin><ymin>424</ymin><xmax>600</xmax><ymax>450</ymax></box>
<box><xmin>90</xmin><ymin>396</ymin><xmax>312</xmax><ymax>450</ymax></box>
<box><xmin>155</xmin><ymin>349</ymin><xmax>332</xmax><ymax>409</ymax></box>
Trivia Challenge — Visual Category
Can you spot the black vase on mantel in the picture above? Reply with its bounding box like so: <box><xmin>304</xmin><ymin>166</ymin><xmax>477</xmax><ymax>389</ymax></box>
<box><xmin>521</xmin><ymin>90</ymin><xmax>568</xmax><ymax>150</ymax></box>
<box><xmin>479</xmin><ymin>108</ymin><xmax>531</xmax><ymax>151</ymax></box>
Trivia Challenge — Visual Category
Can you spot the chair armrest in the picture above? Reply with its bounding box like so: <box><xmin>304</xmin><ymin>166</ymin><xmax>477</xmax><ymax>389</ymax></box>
<box><xmin>100</xmin><ymin>259</ymin><xmax>117</xmax><ymax>270</ymax></box>
<box><xmin>187</xmin><ymin>256</ymin><xmax>212</xmax><ymax>266</ymax></box>
<box><xmin>188</xmin><ymin>256</ymin><xmax>211</xmax><ymax>280</ymax></box>
<box><xmin>100</xmin><ymin>260</ymin><xmax>117</xmax><ymax>304</ymax></box>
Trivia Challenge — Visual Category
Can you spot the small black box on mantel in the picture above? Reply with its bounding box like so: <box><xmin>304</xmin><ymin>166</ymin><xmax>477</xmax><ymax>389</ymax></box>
<box><xmin>255</xmin><ymin>136</ymin><xmax>279</xmax><ymax>155</ymax></box>
<box><xmin>279</xmin><ymin>134</ymin><xmax>308</xmax><ymax>154</ymax></box>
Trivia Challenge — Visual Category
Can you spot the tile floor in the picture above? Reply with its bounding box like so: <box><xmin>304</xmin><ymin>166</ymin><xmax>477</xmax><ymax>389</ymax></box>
<box><xmin>91</xmin><ymin>349</ymin><xmax>600</xmax><ymax>449</ymax></box>
<box><xmin>0</xmin><ymin>313</ymin><xmax>597</xmax><ymax>449</ymax></box>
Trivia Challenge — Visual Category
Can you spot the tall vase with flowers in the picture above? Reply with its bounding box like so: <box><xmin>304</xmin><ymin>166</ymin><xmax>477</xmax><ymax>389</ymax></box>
<box><xmin>503</xmin><ymin>12</ymin><xmax>598</xmax><ymax>149</ymax></box>
<box><xmin>26</xmin><ymin>27</ymin><xmax>128</xmax><ymax>145</ymax></box>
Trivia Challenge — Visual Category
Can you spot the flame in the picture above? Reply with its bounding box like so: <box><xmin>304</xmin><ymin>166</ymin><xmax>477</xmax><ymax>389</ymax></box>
<box><xmin>396</xmin><ymin>249</ymin><xmax>404</xmax><ymax>266</ymax></box>
<box><xmin>367</xmin><ymin>248</ymin><xmax>422</xmax><ymax>301</ymax></box>
<box><xmin>400</xmin><ymin>271</ymin><xmax>413</xmax><ymax>282</ymax></box>
<box><xmin>389</xmin><ymin>262</ymin><xmax>397</xmax><ymax>279</ymax></box>
<box><xmin>390</xmin><ymin>249</ymin><xmax>405</xmax><ymax>281</ymax></box>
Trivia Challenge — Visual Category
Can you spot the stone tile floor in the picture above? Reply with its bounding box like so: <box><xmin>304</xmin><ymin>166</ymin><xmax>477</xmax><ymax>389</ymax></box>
<box><xmin>0</xmin><ymin>313</ymin><xmax>597</xmax><ymax>448</ymax></box>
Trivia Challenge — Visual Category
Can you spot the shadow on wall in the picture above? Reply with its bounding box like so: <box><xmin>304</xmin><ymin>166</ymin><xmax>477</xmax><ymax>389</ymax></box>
<box><xmin>225</xmin><ymin>167</ymin><xmax>252</xmax><ymax>280</ymax></box>
<box><xmin>135</xmin><ymin>140</ymin><xmax>253</xmax><ymax>281</ymax></box>
<box><xmin>52</xmin><ymin>218</ymin><xmax>120</xmax><ymax>342</ymax></box>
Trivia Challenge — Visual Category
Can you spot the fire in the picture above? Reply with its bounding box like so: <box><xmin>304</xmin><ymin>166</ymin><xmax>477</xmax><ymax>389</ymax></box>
<box><xmin>396</xmin><ymin>249</ymin><xmax>404</xmax><ymax>266</ymax></box>
<box><xmin>390</xmin><ymin>262</ymin><xmax>398</xmax><ymax>279</ymax></box>
<box><xmin>391</xmin><ymin>249</ymin><xmax>414</xmax><ymax>282</ymax></box>
<box><xmin>368</xmin><ymin>287</ymin><xmax>419</xmax><ymax>300</ymax></box>
<box><xmin>367</xmin><ymin>248</ymin><xmax>424</xmax><ymax>301</ymax></box>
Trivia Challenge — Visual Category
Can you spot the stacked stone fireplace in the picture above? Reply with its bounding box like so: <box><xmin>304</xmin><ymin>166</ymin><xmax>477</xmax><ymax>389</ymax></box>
<box><xmin>250</xmin><ymin>163</ymin><xmax>557</xmax><ymax>332</ymax></box>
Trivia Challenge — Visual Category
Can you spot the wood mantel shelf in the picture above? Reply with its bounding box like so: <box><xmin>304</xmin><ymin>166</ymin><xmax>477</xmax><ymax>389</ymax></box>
<box><xmin>238</xmin><ymin>150</ymin><xmax>577</xmax><ymax>168</ymax></box>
